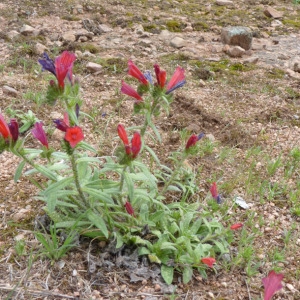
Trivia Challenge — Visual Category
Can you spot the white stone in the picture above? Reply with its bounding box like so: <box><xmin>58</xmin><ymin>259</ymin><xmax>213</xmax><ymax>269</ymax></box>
<box><xmin>86</xmin><ymin>62</ymin><xmax>102</xmax><ymax>73</ymax></box>
<box><xmin>227</xmin><ymin>46</ymin><xmax>246</xmax><ymax>57</ymax></box>
<box><xmin>170</xmin><ymin>36</ymin><xmax>186</xmax><ymax>48</ymax></box>
<box><xmin>216</xmin><ymin>0</ymin><xmax>234</xmax><ymax>6</ymax></box>
<box><xmin>35</xmin><ymin>42</ymin><xmax>48</xmax><ymax>55</ymax></box>
<box><xmin>98</xmin><ymin>24</ymin><xmax>113</xmax><ymax>33</ymax></box>
<box><xmin>7</xmin><ymin>30</ymin><xmax>20</xmax><ymax>40</ymax></box>
<box><xmin>20</xmin><ymin>24</ymin><xmax>35</xmax><ymax>35</ymax></box>
<box><xmin>2</xmin><ymin>85</ymin><xmax>18</xmax><ymax>97</ymax></box>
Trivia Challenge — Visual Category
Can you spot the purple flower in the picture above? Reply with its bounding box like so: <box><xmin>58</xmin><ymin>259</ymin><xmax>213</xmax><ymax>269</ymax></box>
<box><xmin>31</xmin><ymin>122</ymin><xmax>49</xmax><ymax>148</ymax></box>
<box><xmin>38</xmin><ymin>52</ymin><xmax>56</xmax><ymax>76</ymax></box>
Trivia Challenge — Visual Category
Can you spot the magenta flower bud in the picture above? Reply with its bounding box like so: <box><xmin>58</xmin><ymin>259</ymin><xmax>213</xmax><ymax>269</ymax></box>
<box><xmin>8</xmin><ymin>119</ymin><xmax>19</xmax><ymax>142</ymax></box>
<box><xmin>31</xmin><ymin>122</ymin><xmax>49</xmax><ymax>148</ymax></box>
<box><xmin>49</xmin><ymin>79</ymin><xmax>55</xmax><ymax>86</ymax></box>
<box><xmin>124</xmin><ymin>201</ymin><xmax>135</xmax><ymax>216</ymax></box>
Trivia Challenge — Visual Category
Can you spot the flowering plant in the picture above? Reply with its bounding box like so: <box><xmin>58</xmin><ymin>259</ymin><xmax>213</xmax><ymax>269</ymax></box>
<box><xmin>0</xmin><ymin>53</ymin><xmax>239</xmax><ymax>285</ymax></box>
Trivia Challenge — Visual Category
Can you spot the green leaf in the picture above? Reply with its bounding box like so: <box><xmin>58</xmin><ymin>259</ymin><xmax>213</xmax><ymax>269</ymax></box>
<box><xmin>87</xmin><ymin>211</ymin><xmax>109</xmax><ymax>239</ymax></box>
<box><xmin>33</xmin><ymin>165</ymin><xmax>57</xmax><ymax>181</ymax></box>
<box><xmin>190</xmin><ymin>217</ymin><xmax>203</xmax><ymax>235</ymax></box>
<box><xmin>160</xmin><ymin>242</ymin><xmax>177</xmax><ymax>251</ymax></box>
<box><xmin>183</xmin><ymin>266</ymin><xmax>193</xmax><ymax>284</ymax></box>
<box><xmin>214</xmin><ymin>240</ymin><xmax>228</xmax><ymax>254</ymax></box>
<box><xmin>78</xmin><ymin>142</ymin><xmax>97</xmax><ymax>153</ymax></box>
<box><xmin>123</xmin><ymin>171</ymin><xmax>134</xmax><ymax>201</ymax></box>
<box><xmin>76</xmin><ymin>157</ymin><xmax>101</xmax><ymax>164</ymax></box>
<box><xmin>148</xmin><ymin>254</ymin><xmax>161</xmax><ymax>264</ymax></box>
<box><xmin>161</xmin><ymin>265</ymin><xmax>174</xmax><ymax>285</ymax></box>
<box><xmin>148</xmin><ymin>120</ymin><xmax>161</xmax><ymax>143</ymax></box>
<box><xmin>82</xmin><ymin>187</ymin><xmax>114</xmax><ymax>204</ymax></box>
<box><xmin>42</xmin><ymin>177</ymin><xmax>74</xmax><ymax>196</ymax></box>
<box><xmin>115</xmin><ymin>231</ymin><xmax>124</xmax><ymax>249</ymax></box>
<box><xmin>144</xmin><ymin>145</ymin><xmax>161</xmax><ymax>164</ymax></box>
<box><xmin>14</xmin><ymin>160</ymin><xmax>26</xmax><ymax>182</ymax></box>
<box><xmin>138</xmin><ymin>247</ymin><xmax>150</xmax><ymax>256</ymax></box>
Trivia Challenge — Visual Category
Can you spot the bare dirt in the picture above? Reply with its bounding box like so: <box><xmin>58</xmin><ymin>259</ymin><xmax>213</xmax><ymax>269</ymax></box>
<box><xmin>0</xmin><ymin>0</ymin><xmax>300</xmax><ymax>299</ymax></box>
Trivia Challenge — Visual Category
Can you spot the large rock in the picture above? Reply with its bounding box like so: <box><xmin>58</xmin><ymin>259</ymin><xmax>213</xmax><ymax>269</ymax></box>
<box><xmin>264</xmin><ymin>6</ymin><xmax>284</xmax><ymax>19</ymax></box>
<box><xmin>221</xmin><ymin>26</ymin><xmax>252</xmax><ymax>50</ymax></box>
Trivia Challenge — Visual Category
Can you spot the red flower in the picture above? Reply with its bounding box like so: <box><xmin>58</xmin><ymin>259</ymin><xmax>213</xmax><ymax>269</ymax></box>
<box><xmin>31</xmin><ymin>122</ymin><xmax>48</xmax><ymax>148</ymax></box>
<box><xmin>55</xmin><ymin>51</ymin><xmax>76</xmax><ymax>89</ymax></box>
<box><xmin>121</xmin><ymin>81</ymin><xmax>143</xmax><ymax>101</ymax></box>
<box><xmin>131</xmin><ymin>132</ymin><xmax>142</xmax><ymax>158</ymax></box>
<box><xmin>230</xmin><ymin>223</ymin><xmax>243</xmax><ymax>230</ymax></box>
<box><xmin>185</xmin><ymin>133</ymin><xmax>205</xmax><ymax>150</ymax></box>
<box><xmin>65</xmin><ymin>126</ymin><xmax>84</xmax><ymax>148</ymax></box>
<box><xmin>186</xmin><ymin>134</ymin><xmax>198</xmax><ymax>150</ymax></box>
<box><xmin>154</xmin><ymin>64</ymin><xmax>167</xmax><ymax>88</ymax></box>
<box><xmin>262</xmin><ymin>270</ymin><xmax>284</xmax><ymax>300</ymax></box>
<box><xmin>117</xmin><ymin>124</ymin><xmax>129</xmax><ymax>146</ymax></box>
<box><xmin>0</xmin><ymin>113</ymin><xmax>11</xmax><ymax>139</ymax></box>
<box><xmin>201</xmin><ymin>257</ymin><xmax>216</xmax><ymax>268</ymax></box>
<box><xmin>166</xmin><ymin>66</ymin><xmax>186</xmax><ymax>94</ymax></box>
<box><xmin>124</xmin><ymin>201</ymin><xmax>135</xmax><ymax>216</ymax></box>
<box><xmin>117</xmin><ymin>124</ymin><xmax>141</xmax><ymax>159</ymax></box>
<box><xmin>210</xmin><ymin>182</ymin><xmax>218</xmax><ymax>198</ymax></box>
<box><xmin>128</xmin><ymin>60</ymin><xmax>148</xmax><ymax>85</ymax></box>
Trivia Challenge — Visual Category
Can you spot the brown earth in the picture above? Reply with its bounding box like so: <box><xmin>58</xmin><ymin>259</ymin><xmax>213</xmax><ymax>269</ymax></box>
<box><xmin>0</xmin><ymin>0</ymin><xmax>300</xmax><ymax>299</ymax></box>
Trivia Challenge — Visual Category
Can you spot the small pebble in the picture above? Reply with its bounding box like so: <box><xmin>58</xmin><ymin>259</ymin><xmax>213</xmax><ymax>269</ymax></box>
<box><xmin>154</xmin><ymin>284</ymin><xmax>161</xmax><ymax>292</ymax></box>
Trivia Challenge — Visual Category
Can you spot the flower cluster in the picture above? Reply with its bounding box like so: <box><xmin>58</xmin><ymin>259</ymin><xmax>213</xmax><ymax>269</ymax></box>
<box><xmin>121</xmin><ymin>60</ymin><xmax>186</xmax><ymax>101</ymax></box>
<box><xmin>54</xmin><ymin>113</ymin><xmax>84</xmax><ymax>148</ymax></box>
<box><xmin>210</xmin><ymin>182</ymin><xmax>222</xmax><ymax>204</ymax></box>
<box><xmin>38</xmin><ymin>51</ymin><xmax>76</xmax><ymax>90</ymax></box>
<box><xmin>0</xmin><ymin>113</ymin><xmax>19</xmax><ymax>142</ymax></box>
<box><xmin>117</xmin><ymin>124</ymin><xmax>141</xmax><ymax>159</ymax></box>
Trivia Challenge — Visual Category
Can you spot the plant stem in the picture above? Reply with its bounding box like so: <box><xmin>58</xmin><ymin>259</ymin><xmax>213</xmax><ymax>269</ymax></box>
<box><xmin>69</xmin><ymin>152</ymin><xmax>88</xmax><ymax>206</ymax></box>
<box><xmin>160</xmin><ymin>152</ymin><xmax>188</xmax><ymax>195</ymax></box>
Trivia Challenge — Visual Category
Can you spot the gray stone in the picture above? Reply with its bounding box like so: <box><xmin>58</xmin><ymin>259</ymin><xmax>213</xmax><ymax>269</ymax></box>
<box><xmin>86</xmin><ymin>62</ymin><xmax>102</xmax><ymax>73</ymax></box>
<box><xmin>20</xmin><ymin>24</ymin><xmax>35</xmax><ymax>36</ymax></box>
<box><xmin>159</xmin><ymin>29</ymin><xmax>172</xmax><ymax>41</ymax></box>
<box><xmin>98</xmin><ymin>24</ymin><xmax>113</xmax><ymax>33</ymax></box>
<box><xmin>227</xmin><ymin>46</ymin><xmax>246</xmax><ymax>57</ymax></box>
<box><xmin>216</xmin><ymin>0</ymin><xmax>234</xmax><ymax>6</ymax></box>
<box><xmin>2</xmin><ymin>85</ymin><xmax>18</xmax><ymax>97</ymax></box>
<box><xmin>221</xmin><ymin>26</ymin><xmax>252</xmax><ymax>50</ymax></box>
<box><xmin>264</xmin><ymin>6</ymin><xmax>284</xmax><ymax>19</ymax></box>
<box><xmin>294</xmin><ymin>62</ymin><xmax>300</xmax><ymax>73</ymax></box>
<box><xmin>170</xmin><ymin>36</ymin><xmax>186</xmax><ymax>48</ymax></box>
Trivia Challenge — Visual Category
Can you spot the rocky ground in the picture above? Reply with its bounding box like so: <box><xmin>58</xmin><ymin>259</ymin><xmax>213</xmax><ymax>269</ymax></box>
<box><xmin>0</xmin><ymin>0</ymin><xmax>300</xmax><ymax>299</ymax></box>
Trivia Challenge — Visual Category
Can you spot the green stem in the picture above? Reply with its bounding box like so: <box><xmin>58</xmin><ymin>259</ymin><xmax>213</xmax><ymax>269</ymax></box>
<box><xmin>160</xmin><ymin>152</ymin><xmax>188</xmax><ymax>195</ymax></box>
<box><xmin>118</xmin><ymin>165</ymin><xmax>128</xmax><ymax>204</ymax></box>
<box><xmin>69</xmin><ymin>152</ymin><xmax>88</xmax><ymax>206</ymax></box>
